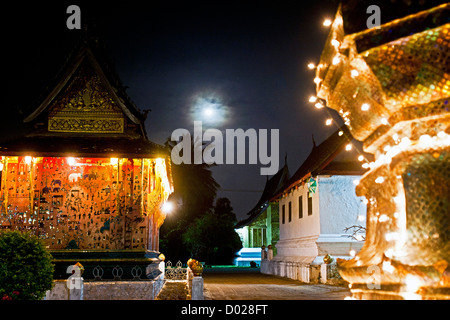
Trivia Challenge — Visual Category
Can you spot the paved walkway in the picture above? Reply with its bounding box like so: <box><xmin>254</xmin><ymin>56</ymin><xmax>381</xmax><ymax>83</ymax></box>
<box><xmin>202</xmin><ymin>269</ymin><xmax>350</xmax><ymax>300</ymax></box>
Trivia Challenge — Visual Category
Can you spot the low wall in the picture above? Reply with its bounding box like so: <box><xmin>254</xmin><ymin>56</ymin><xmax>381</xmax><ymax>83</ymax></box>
<box><xmin>45</xmin><ymin>261</ymin><xmax>205</xmax><ymax>300</ymax></box>
<box><xmin>261</xmin><ymin>259</ymin><xmax>320</xmax><ymax>283</ymax></box>
<box><xmin>84</xmin><ymin>277</ymin><xmax>164</xmax><ymax>300</ymax></box>
<box><xmin>261</xmin><ymin>258</ymin><xmax>347</xmax><ymax>285</ymax></box>
<box><xmin>45</xmin><ymin>274</ymin><xmax>164</xmax><ymax>300</ymax></box>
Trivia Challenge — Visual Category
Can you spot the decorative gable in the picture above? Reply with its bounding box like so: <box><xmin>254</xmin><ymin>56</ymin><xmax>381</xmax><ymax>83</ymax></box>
<box><xmin>1</xmin><ymin>39</ymin><xmax>167</xmax><ymax>158</ymax></box>
<box><xmin>47</xmin><ymin>61</ymin><xmax>125</xmax><ymax>134</ymax></box>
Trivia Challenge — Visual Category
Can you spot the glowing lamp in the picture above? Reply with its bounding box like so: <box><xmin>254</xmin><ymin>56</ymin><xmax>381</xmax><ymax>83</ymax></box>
<box><xmin>350</xmin><ymin>69</ymin><xmax>359</xmax><ymax>77</ymax></box>
<box><xmin>375</xmin><ymin>176</ymin><xmax>385</xmax><ymax>184</ymax></box>
<box><xmin>323</xmin><ymin>19</ymin><xmax>332</xmax><ymax>27</ymax></box>
<box><xmin>67</xmin><ymin>157</ymin><xmax>76</xmax><ymax>166</ymax></box>
<box><xmin>331</xmin><ymin>39</ymin><xmax>340</xmax><ymax>48</ymax></box>
<box><xmin>314</xmin><ymin>102</ymin><xmax>324</xmax><ymax>109</ymax></box>
<box><xmin>309</xmin><ymin>96</ymin><xmax>317</xmax><ymax>103</ymax></box>
<box><xmin>361</xmin><ymin>103</ymin><xmax>370</xmax><ymax>111</ymax></box>
<box><xmin>161</xmin><ymin>201</ymin><xmax>174</xmax><ymax>214</ymax></box>
<box><xmin>332</xmin><ymin>55</ymin><xmax>340</xmax><ymax>65</ymax></box>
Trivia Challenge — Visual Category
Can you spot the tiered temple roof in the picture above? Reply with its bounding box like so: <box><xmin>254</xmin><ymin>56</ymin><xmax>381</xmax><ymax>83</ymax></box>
<box><xmin>0</xmin><ymin>34</ymin><xmax>167</xmax><ymax>159</ymax></box>
<box><xmin>235</xmin><ymin>162</ymin><xmax>289</xmax><ymax>229</ymax></box>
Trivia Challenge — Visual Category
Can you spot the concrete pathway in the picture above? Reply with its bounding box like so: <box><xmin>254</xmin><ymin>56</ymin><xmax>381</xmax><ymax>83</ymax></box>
<box><xmin>202</xmin><ymin>268</ymin><xmax>350</xmax><ymax>300</ymax></box>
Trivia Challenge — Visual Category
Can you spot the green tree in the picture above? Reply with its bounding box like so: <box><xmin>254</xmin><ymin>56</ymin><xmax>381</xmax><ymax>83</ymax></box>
<box><xmin>0</xmin><ymin>230</ymin><xmax>54</xmax><ymax>300</ymax></box>
<box><xmin>182</xmin><ymin>198</ymin><xmax>242</xmax><ymax>265</ymax></box>
<box><xmin>159</xmin><ymin>218</ymin><xmax>191</xmax><ymax>263</ymax></box>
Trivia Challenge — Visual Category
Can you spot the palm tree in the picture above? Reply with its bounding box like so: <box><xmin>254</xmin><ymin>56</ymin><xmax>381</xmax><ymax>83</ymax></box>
<box><xmin>160</xmin><ymin>136</ymin><xmax>220</xmax><ymax>262</ymax></box>
<box><xmin>165</xmin><ymin>135</ymin><xmax>220</xmax><ymax>221</ymax></box>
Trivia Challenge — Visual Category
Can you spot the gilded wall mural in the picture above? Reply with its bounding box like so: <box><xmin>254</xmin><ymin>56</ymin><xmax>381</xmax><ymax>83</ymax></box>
<box><xmin>0</xmin><ymin>156</ymin><xmax>170</xmax><ymax>250</ymax></box>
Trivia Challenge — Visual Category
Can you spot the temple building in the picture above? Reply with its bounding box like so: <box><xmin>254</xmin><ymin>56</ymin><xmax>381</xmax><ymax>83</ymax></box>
<box><xmin>261</xmin><ymin>126</ymin><xmax>371</xmax><ymax>283</ymax></box>
<box><xmin>0</xmin><ymin>36</ymin><xmax>173</xmax><ymax>255</ymax></box>
<box><xmin>234</xmin><ymin>162</ymin><xmax>289</xmax><ymax>266</ymax></box>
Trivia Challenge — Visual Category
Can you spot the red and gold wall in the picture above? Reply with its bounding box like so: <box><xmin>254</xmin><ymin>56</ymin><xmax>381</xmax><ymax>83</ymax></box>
<box><xmin>0</xmin><ymin>156</ymin><xmax>172</xmax><ymax>250</ymax></box>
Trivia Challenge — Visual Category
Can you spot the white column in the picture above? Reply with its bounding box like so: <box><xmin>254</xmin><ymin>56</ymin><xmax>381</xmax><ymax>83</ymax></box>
<box><xmin>191</xmin><ymin>277</ymin><xmax>204</xmax><ymax>300</ymax></box>
<box><xmin>266</xmin><ymin>205</ymin><xmax>272</xmax><ymax>246</ymax></box>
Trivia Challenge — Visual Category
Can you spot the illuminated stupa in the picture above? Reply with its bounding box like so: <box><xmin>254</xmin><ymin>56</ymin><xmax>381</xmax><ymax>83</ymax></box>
<box><xmin>314</xmin><ymin>2</ymin><xmax>449</xmax><ymax>299</ymax></box>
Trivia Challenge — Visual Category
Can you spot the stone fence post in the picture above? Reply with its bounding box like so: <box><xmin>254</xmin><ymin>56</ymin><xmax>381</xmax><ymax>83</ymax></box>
<box><xmin>187</xmin><ymin>267</ymin><xmax>204</xmax><ymax>300</ymax></box>
<box><xmin>159</xmin><ymin>260</ymin><xmax>165</xmax><ymax>280</ymax></box>
<box><xmin>267</xmin><ymin>244</ymin><xmax>273</xmax><ymax>261</ymax></box>
<box><xmin>191</xmin><ymin>276</ymin><xmax>204</xmax><ymax>300</ymax></box>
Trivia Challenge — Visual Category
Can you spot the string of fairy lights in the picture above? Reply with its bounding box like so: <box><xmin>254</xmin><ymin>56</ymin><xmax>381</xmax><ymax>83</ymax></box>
<box><xmin>304</xmin><ymin>16</ymin><xmax>450</xmax><ymax>189</ymax></box>
<box><xmin>305</xmin><ymin>17</ymin><xmax>369</xmax><ymax>181</ymax></box>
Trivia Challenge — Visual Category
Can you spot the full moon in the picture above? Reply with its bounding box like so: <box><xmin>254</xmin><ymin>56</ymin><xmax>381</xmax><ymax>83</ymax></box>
<box><xmin>203</xmin><ymin>107</ymin><xmax>214</xmax><ymax>117</ymax></box>
<box><xmin>190</xmin><ymin>91</ymin><xmax>229</xmax><ymax>127</ymax></box>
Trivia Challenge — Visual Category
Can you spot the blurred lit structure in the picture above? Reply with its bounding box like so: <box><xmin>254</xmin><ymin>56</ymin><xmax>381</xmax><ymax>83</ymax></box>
<box><xmin>234</xmin><ymin>162</ymin><xmax>289</xmax><ymax>266</ymax></box>
<box><xmin>315</xmin><ymin>2</ymin><xmax>449</xmax><ymax>299</ymax></box>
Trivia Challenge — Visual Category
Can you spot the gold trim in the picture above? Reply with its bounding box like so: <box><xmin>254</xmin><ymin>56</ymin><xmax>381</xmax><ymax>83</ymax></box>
<box><xmin>48</xmin><ymin>117</ymin><xmax>124</xmax><ymax>133</ymax></box>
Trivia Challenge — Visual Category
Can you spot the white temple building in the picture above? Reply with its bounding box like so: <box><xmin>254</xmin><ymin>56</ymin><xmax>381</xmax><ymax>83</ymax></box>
<box><xmin>261</xmin><ymin>126</ymin><xmax>371</xmax><ymax>283</ymax></box>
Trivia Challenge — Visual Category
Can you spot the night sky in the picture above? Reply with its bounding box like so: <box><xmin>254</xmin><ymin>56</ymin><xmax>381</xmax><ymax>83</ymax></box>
<box><xmin>3</xmin><ymin>1</ymin><xmax>344</xmax><ymax>221</ymax></box>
